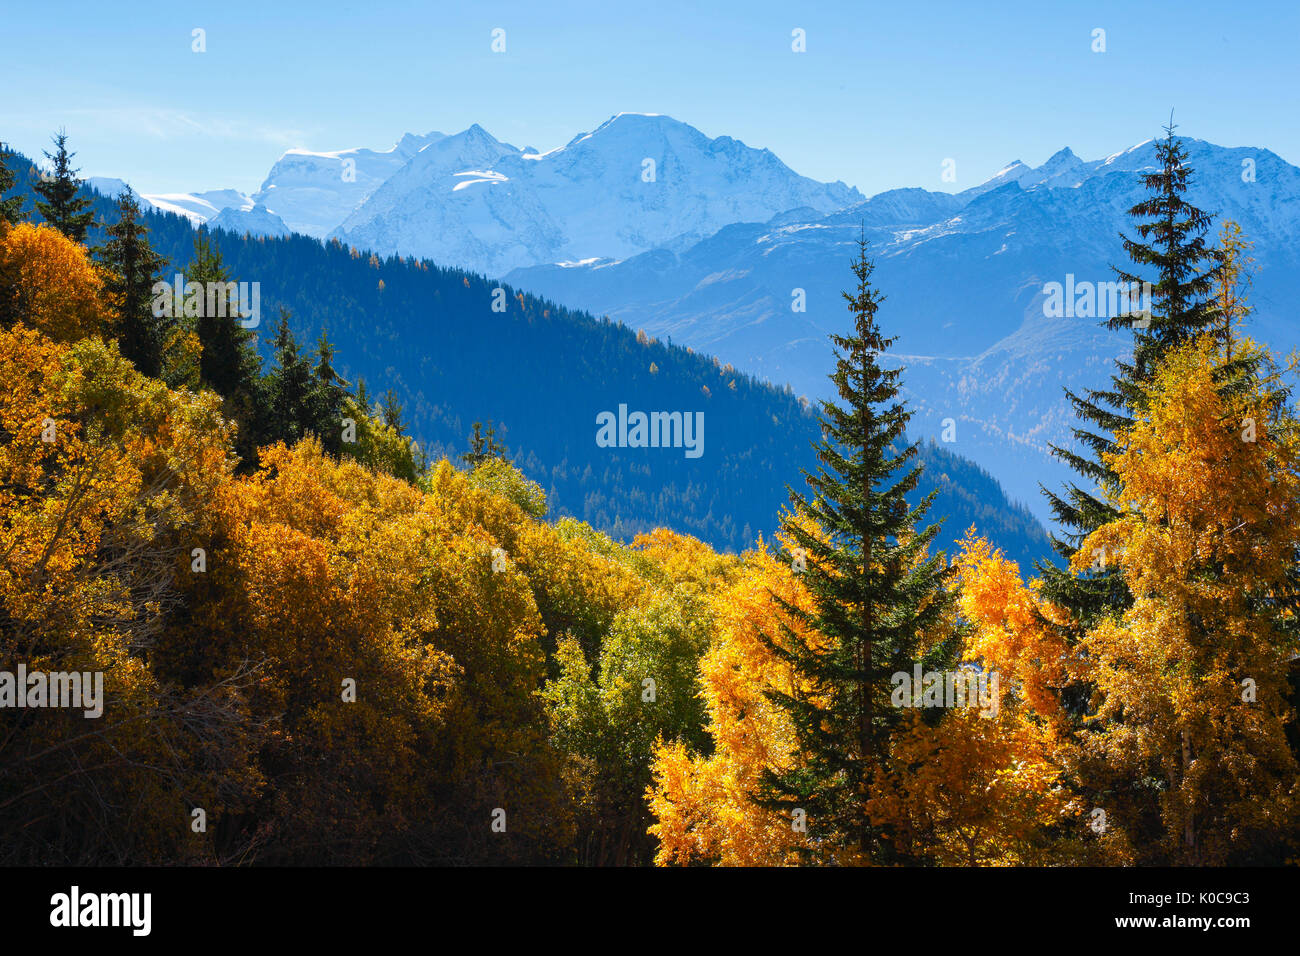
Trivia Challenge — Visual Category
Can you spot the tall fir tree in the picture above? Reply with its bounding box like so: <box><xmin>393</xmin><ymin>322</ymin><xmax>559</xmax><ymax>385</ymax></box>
<box><xmin>0</xmin><ymin>146</ymin><xmax>24</xmax><ymax>225</ymax></box>
<box><xmin>188</xmin><ymin>231</ymin><xmax>261</xmax><ymax>396</ymax></box>
<box><xmin>461</xmin><ymin>420</ymin><xmax>508</xmax><ymax>468</ymax></box>
<box><xmin>96</xmin><ymin>188</ymin><xmax>169</xmax><ymax>377</ymax></box>
<box><xmin>757</xmin><ymin>238</ymin><xmax>954</xmax><ymax>864</ymax></box>
<box><xmin>310</xmin><ymin>329</ymin><xmax>350</xmax><ymax>455</ymax></box>
<box><xmin>33</xmin><ymin>130</ymin><xmax>94</xmax><ymax>243</ymax></box>
<box><xmin>354</xmin><ymin>377</ymin><xmax>372</xmax><ymax>418</ymax></box>
<box><xmin>1038</xmin><ymin>122</ymin><xmax>1226</xmax><ymax>638</ymax></box>
<box><xmin>263</xmin><ymin>309</ymin><xmax>316</xmax><ymax>447</ymax></box>
<box><xmin>186</xmin><ymin>231</ymin><xmax>265</xmax><ymax>463</ymax></box>
<box><xmin>380</xmin><ymin>388</ymin><xmax>405</xmax><ymax>435</ymax></box>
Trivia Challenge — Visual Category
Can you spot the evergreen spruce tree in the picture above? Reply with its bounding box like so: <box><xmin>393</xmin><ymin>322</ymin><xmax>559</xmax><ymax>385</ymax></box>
<box><xmin>1038</xmin><ymin>122</ymin><xmax>1226</xmax><ymax>637</ymax></box>
<box><xmin>0</xmin><ymin>146</ymin><xmax>24</xmax><ymax>225</ymax></box>
<box><xmin>381</xmin><ymin>388</ymin><xmax>405</xmax><ymax>435</ymax></box>
<box><xmin>354</xmin><ymin>377</ymin><xmax>372</xmax><ymax>417</ymax></box>
<box><xmin>186</xmin><ymin>231</ymin><xmax>265</xmax><ymax>463</ymax></box>
<box><xmin>461</xmin><ymin>420</ymin><xmax>508</xmax><ymax>468</ymax></box>
<box><xmin>757</xmin><ymin>237</ymin><xmax>954</xmax><ymax>864</ymax></box>
<box><xmin>188</xmin><ymin>232</ymin><xmax>261</xmax><ymax>396</ymax></box>
<box><xmin>33</xmin><ymin>130</ymin><xmax>94</xmax><ymax>243</ymax></box>
<box><xmin>1009</xmin><ymin>120</ymin><xmax>1300</xmax><ymax>864</ymax></box>
<box><xmin>264</xmin><ymin>309</ymin><xmax>315</xmax><ymax>447</ymax></box>
<box><xmin>310</xmin><ymin>329</ymin><xmax>350</xmax><ymax>455</ymax></box>
<box><xmin>96</xmin><ymin>188</ymin><xmax>168</xmax><ymax>377</ymax></box>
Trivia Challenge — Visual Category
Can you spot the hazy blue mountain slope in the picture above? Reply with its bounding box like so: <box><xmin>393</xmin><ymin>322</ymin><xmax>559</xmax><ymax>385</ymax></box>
<box><xmin>3</xmin><ymin>148</ymin><xmax>1052</xmax><ymax>567</ymax></box>
<box><xmin>505</xmin><ymin>138</ymin><xmax>1300</xmax><ymax>520</ymax></box>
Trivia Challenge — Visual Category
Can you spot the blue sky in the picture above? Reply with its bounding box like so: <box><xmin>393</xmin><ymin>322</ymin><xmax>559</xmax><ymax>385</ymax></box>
<box><xmin>2</xmin><ymin>0</ymin><xmax>1297</xmax><ymax>196</ymax></box>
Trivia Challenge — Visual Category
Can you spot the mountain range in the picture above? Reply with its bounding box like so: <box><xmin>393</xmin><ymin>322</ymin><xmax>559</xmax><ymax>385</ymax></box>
<box><xmin>134</xmin><ymin>113</ymin><xmax>864</xmax><ymax>274</ymax></box>
<box><xmin>88</xmin><ymin>114</ymin><xmax>1299</xmax><ymax>526</ymax></box>
<box><xmin>504</xmin><ymin>137</ymin><xmax>1300</xmax><ymax>520</ymax></box>
<box><xmin>4</xmin><ymin>147</ymin><xmax>1051</xmax><ymax>567</ymax></box>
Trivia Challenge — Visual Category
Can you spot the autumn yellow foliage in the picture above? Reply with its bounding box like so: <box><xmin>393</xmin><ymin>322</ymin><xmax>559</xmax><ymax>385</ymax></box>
<box><xmin>4</xmin><ymin>209</ymin><xmax>1299</xmax><ymax>868</ymax></box>
<box><xmin>955</xmin><ymin>532</ymin><xmax>1074</xmax><ymax>729</ymax></box>
<box><xmin>647</xmin><ymin>542</ymin><xmax>811</xmax><ymax>865</ymax></box>
<box><xmin>0</xmin><ymin>222</ymin><xmax>107</xmax><ymax>341</ymax></box>
<box><xmin>1072</xmin><ymin>335</ymin><xmax>1300</xmax><ymax>863</ymax></box>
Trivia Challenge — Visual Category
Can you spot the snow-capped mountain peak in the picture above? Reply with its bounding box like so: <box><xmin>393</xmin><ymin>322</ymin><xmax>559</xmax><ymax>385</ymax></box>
<box><xmin>87</xmin><ymin>177</ymin><xmax>255</xmax><ymax>225</ymax></box>
<box><xmin>961</xmin><ymin>160</ymin><xmax>1033</xmax><ymax>199</ymax></box>
<box><xmin>126</xmin><ymin>115</ymin><xmax>866</xmax><ymax>272</ymax></box>
<box><xmin>86</xmin><ymin>176</ymin><xmax>137</xmax><ymax>201</ymax></box>
<box><xmin>331</xmin><ymin>113</ymin><xmax>867</xmax><ymax>275</ymax></box>
<box><xmin>1036</xmin><ymin>146</ymin><xmax>1082</xmax><ymax>177</ymax></box>
<box><xmin>250</xmin><ymin>130</ymin><xmax>444</xmax><ymax>236</ymax></box>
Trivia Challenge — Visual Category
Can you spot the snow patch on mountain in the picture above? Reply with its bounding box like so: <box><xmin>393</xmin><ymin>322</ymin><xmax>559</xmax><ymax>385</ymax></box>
<box><xmin>87</xmin><ymin>177</ymin><xmax>144</xmax><ymax>202</ymax></box>
<box><xmin>139</xmin><ymin>189</ymin><xmax>255</xmax><ymax>225</ymax></box>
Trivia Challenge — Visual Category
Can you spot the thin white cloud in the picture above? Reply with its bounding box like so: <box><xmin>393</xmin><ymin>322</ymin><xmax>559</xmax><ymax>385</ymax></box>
<box><xmin>0</xmin><ymin>106</ymin><xmax>309</xmax><ymax>147</ymax></box>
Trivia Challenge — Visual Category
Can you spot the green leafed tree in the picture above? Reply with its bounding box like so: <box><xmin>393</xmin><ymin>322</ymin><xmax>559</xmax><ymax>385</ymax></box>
<box><xmin>543</xmin><ymin>590</ymin><xmax>713</xmax><ymax>866</ymax></box>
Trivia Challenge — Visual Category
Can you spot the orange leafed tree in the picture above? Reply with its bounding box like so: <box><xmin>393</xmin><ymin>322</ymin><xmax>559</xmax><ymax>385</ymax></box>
<box><xmin>0</xmin><ymin>323</ymin><xmax>246</xmax><ymax>864</ymax></box>
<box><xmin>1214</xmin><ymin>220</ymin><xmax>1253</xmax><ymax>362</ymax></box>
<box><xmin>0</xmin><ymin>221</ymin><xmax>107</xmax><ymax>341</ymax></box>
<box><xmin>864</xmin><ymin>534</ymin><xmax>1078</xmax><ymax>865</ymax></box>
<box><xmin>955</xmin><ymin>533</ymin><xmax>1075</xmax><ymax>731</ymax></box>
<box><xmin>868</xmin><ymin>707</ymin><xmax>1071</xmax><ymax>866</ymax></box>
<box><xmin>170</xmin><ymin>446</ymin><xmax>572</xmax><ymax>864</ymax></box>
<box><xmin>647</xmin><ymin>540</ymin><xmax>814</xmax><ymax>866</ymax></box>
<box><xmin>1071</xmin><ymin>335</ymin><xmax>1300</xmax><ymax>863</ymax></box>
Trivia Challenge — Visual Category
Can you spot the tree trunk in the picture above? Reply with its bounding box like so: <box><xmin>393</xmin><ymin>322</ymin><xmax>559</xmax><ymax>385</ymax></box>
<box><xmin>1182</xmin><ymin>728</ymin><xmax>1195</xmax><ymax>859</ymax></box>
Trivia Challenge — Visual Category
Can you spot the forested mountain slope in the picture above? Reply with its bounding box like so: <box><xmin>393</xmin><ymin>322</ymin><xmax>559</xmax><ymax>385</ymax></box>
<box><xmin>4</xmin><ymin>148</ymin><xmax>1050</xmax><ymax>565</ymax></box>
